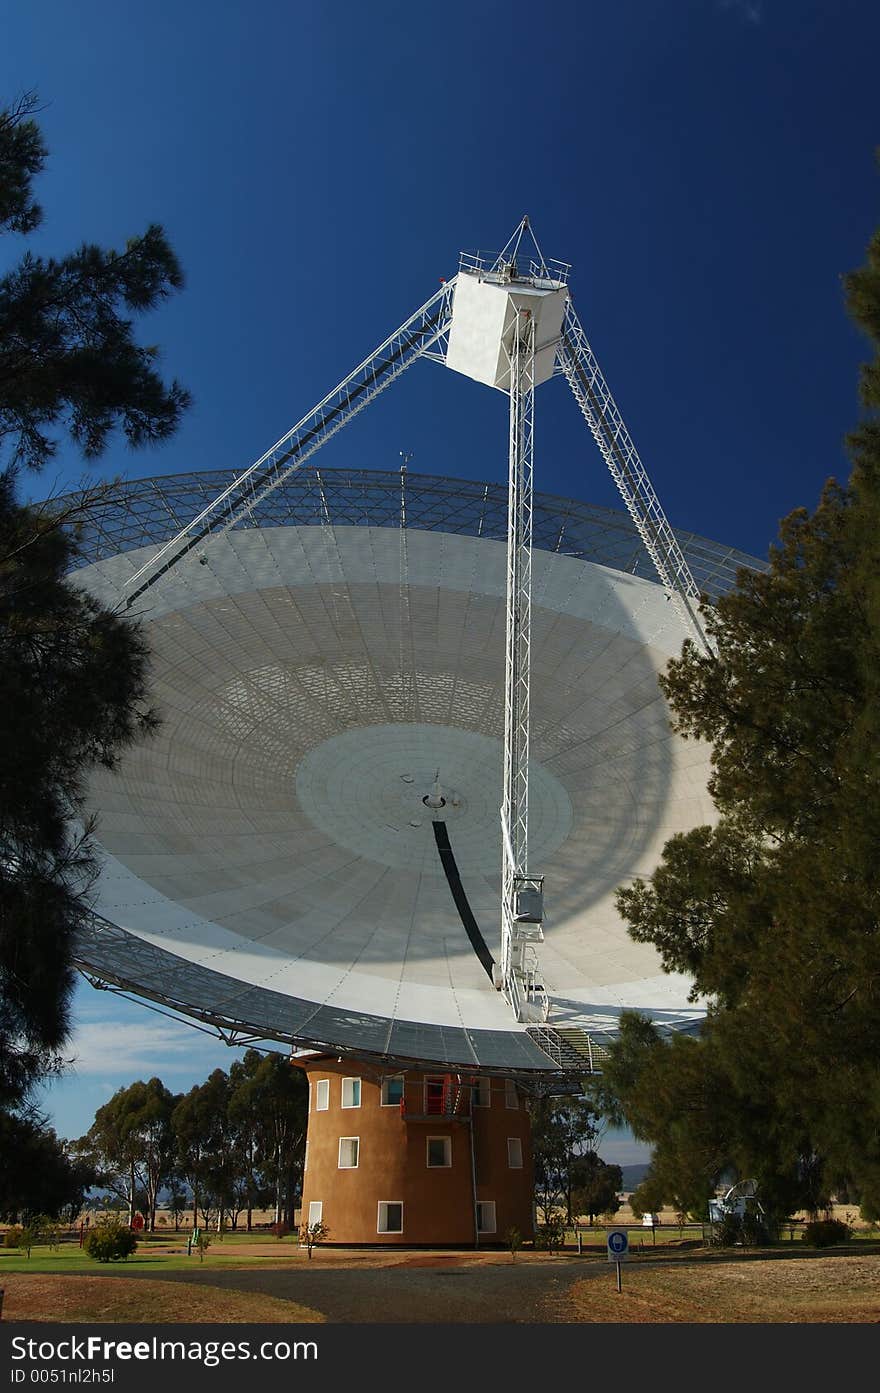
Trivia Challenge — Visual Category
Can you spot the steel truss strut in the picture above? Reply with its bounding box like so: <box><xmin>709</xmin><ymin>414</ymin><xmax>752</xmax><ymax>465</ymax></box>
<box><xmin>119</xmin><ymin>279</ymin><xmax>457</xmax><ymax>610</ymax></box>
<box><xmin>558</xmin><ymin>300</ymin><xmax>712</xmax><ymax>654</ymax></box>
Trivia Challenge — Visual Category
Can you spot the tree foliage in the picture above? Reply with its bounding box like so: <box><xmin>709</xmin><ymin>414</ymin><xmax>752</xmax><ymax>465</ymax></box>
<box><xmin>0</xmin><ymin>93</ymin><xmax>190</xmax><ymax>473</ymax></box>
<box><xmin>167</xmin><ymin>1055</ymin><xmax>307</xmax><ymax>1232</ymax></box>
<box><xmin>0</xmin><ymin>479</ymin><xmax>158</xmax><ymax>1108</ymax></box>
<box><xmin>595</xmin><ymin>201</ymin><xmax>880</xmax><ymax>1218</ymax></box>
<box><xmin>529</xmin><ymin>1094</ymin><xmax>600</xmax><ymax>1222</ymax></box>
<box><xmin>0</xmin><ymin>1107</ymin><xmax>94</xmax><ymax>1221</ymax></box>
<box><xmin>0</xmin><ymin>90</ymin><xmax>189</xmax><ymax>1127</ymax></box>
<box><xmin>171</xmin><ymin>1071</ymin><xmax>230</xmax><ymax>1229</ymax></box>
<box><xmin>85</xmin><ymin>1217</ymin><xmax>138</xmax><ymax>1263</ymax></box>
<box><xmin>79</xmin><ymin>1078</ymin><xmax>177</xmax><ymax>1231</ymax></box>
<box><xmin>228</xmin><ymin>1050</ymin><xmax>308</xmax><ymax>1227</ymax></box>
<box><xmin>569</xmin><ymin>1151</ymin><xmax>622</xmax><ymax>1224</ymax></box>
<box><xmin>0</xmin><ymin>93</ymin><xmax>46</xmax><ymax>237</ymax></box>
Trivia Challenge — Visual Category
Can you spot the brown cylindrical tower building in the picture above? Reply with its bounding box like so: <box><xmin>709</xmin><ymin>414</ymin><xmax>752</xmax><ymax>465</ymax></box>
<box><xmin>297</xmin><ymin>1057</ymin><xmax>534</xmax><ymax>1246</ymax></box>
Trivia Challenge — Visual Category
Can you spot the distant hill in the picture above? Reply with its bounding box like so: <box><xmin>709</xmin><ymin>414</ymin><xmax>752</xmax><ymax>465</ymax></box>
<box><xmin>619</xmin><ymin>1163</ymin><xmax>650</xmax><ymax>1191</ymax></box>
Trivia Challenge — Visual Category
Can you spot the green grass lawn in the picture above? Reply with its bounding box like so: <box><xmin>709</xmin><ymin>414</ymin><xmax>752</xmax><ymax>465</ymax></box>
<box><xmin>3</xmin><ymin>1223</ymin><xmax>875</xmax><ymax>1276</ymax></box>
<box><xmin>0</xmin><ymin>1233</ymin><xmax>302</xmax><ymax>1274</ymax></box>
<box><xmin>560</xmin><ymin>1222</ymin><xmax>880</xmax><ymax>1254</ymax></box>
<box><xmin>566</xmin><ymin>1224</ymin><xmax>703</xmax><ymax>1249</ymax></box>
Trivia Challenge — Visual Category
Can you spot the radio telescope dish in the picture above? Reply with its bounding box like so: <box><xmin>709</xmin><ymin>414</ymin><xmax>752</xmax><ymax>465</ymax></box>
<box><xmin>70</xmin><ymin>467</ymin><xmax>763</xmax><ymax>1075</ymax></box>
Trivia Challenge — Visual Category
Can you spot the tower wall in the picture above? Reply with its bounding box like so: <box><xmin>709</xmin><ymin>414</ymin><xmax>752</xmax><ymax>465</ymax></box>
<box><xmin>297</xmin><ymin>1057</ymin><xmax>534</xmax><ymax>1246</ymax></box>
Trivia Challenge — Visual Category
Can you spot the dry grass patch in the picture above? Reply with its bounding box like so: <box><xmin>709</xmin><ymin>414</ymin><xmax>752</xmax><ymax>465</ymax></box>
<box><xmin>1</xmin><ymin>1274</ymin><xmax>324</xmax><ymax>1324</ymax></box>
<box><xmin>563</xmin><ymin>1254</ymin><xmax>880</xmax><ymax>1323</ymax></box>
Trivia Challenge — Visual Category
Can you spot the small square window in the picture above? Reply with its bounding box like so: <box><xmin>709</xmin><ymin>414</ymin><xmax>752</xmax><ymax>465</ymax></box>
<box><xmin>476</xmin><ymin>1200</ymin><xmax>496</xmax><ymax>1234</ymax></box>
<box><xmin>507</xmin><ymin>1137</ymin><xmax>523</xmax><ymax>1169</ymax></box>
<box><xmin>338</xmin><ymin>1137</ymin><xmax>359</xmax><ymax>1168</ymax></box>
<box><xmin>504</xmin><ymin>1079</ymin><xmax>518</xmax><ymax>1110</ymax></box>
<box><xmin>427</xmin><ymin>1136</ymin><xmax>452</xmax><ymax>1168</ymax></box>
<box><xmin>341</xmin><ymin>1077</ymin><xmax>361</xmax><ymax>1108</ymax></box>
<box><xmin>315</xmin><ymin>1079</ymin><xmax>329</xmax><ymax>1112</ymax></box>
<box><xmin>378</xmin><ymin>1201</ymin><xmax>403</xmax><ymax>1234</ymax></box>
<box><xmin>381</xmin><ymin>1075</ymin><xmax>404</xmax><ymax>1107</ymax></box>
<box><xmin>308</xmin><ymin>1200</ymin><xmax>323</xmax><ymax>1226</ymax></box>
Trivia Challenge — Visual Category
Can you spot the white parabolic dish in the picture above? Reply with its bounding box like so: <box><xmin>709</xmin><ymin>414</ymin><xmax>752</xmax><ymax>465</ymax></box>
<box><xmin>70</xmin><ymin>468</ymin><xmax>761</xmax><ymax>1074</ymax></box>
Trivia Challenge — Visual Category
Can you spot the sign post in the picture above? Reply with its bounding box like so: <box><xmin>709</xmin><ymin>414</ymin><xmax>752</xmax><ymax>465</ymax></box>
<box><xmin>606</xmin><ymin>1227</ymin><xmax>630</xmax><ymax>1292</ymax></box>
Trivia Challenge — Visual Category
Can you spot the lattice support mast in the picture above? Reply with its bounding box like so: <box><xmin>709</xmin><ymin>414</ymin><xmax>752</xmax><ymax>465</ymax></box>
<box><xmin>500</xmin><ymin>308</ymin><xmax>545</xmax><ymax>1022</ymax></box>
<box><xmin>558</xmin><ymin>300</ymin><xmax>712</xmax><ymax>654</ymax></box>
<box><xmin>119</xmin><ymin>279</ymin><xmax>457</xmax><ymax>610</ymax></box>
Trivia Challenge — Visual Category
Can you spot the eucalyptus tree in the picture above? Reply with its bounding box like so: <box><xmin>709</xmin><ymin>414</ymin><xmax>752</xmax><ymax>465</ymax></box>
<box><xmin>529</xmin><ymin>1095</ymin><xmax>600</xmax><ymax>1223</ymax></box>
<box><xmin>228</xmin><ymin>1052</ymin><xmax>308</xmax><ymax>1226</ymax></box>
<box><xmin>172</xmin><ymin>1069</ymin><xmax>235</xmax><ymax>1229</ymax></box>
<box><xmin>77</xmin><ymin>1078</ymin><xmax>178</xmax><ymax>1229</ymax></box>
<box><xmin>227</xmin><ymin>1050</ymin><xmax>269</xmax><ymax>1231</ymax></box>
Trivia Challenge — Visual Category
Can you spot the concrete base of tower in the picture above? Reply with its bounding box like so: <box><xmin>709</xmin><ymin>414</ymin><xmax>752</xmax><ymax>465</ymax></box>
<box><xmin>296</xmin><ymin>1056</ymin><xmax>535</xmax><ymax>1246</ymax></box>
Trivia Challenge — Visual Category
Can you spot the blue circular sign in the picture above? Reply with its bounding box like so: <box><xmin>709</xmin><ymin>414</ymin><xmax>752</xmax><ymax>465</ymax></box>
<box><xmin>608</xmin><ymin>1230</ymin><xmax>628</xmax><ymax>1254</ymax></box>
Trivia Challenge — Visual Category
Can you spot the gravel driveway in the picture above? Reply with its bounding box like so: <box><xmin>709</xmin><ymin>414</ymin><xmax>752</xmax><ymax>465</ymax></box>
<box><xmin>145</xmin><ymin>1253</ymin><xmax>603</xmax><ymax>1322</ymax></box>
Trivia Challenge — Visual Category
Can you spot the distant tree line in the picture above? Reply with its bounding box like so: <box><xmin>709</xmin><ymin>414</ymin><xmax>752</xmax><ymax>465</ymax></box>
<box><xmin>73</xmin><ymin>1050</ymin><xmax>309</xmax><ymax>1232</ymax></box>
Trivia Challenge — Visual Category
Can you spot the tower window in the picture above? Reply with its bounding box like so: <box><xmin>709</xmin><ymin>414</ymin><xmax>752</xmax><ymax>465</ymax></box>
<box><xmin>507</xmin><ymin>1137</ymin><xmax>523</xmax><ymax>1169</ymax></box>
<box><xmin>308</xmin><ymin>1201</ymin><xmax>323</xmax><ymax>1226</ymax></box>
<box><xmin>381</xmin><ymin>1076</ymin><xmax>404</xmax><ymax>1107</ymax></box>
<box><xmin>341</xmin><ymin>1077</ymin><xmax>361</xmax><ymax>1108</ymax></box>
<box><xmin>338</xmin><ymin>1137</ymin><xmax>359</xmax><ymax>1168</ymax></box>
<box><xmin>504</xmin><ymin>1079</ymin><xmax>518</xmax><ymax>1109</ymax></box>
<box><xmin>426</xmin><ymin>1136</ymin><xmax>452</xmax><ymax>1168</ymax></box>
<box><xmin>315</xmin><ymin>1079</ymin><xmax>330</xmax><ymax>1111</ymax></box>
<box><xmin>476</xmin><ymin>1201</ymin><xmax>496</xmax><ymax>1234</ymax></box>
<box><xmin>377</xmin><ymin>1202</ymin><xmax>403</xmax><ymax>1234</ymax></box>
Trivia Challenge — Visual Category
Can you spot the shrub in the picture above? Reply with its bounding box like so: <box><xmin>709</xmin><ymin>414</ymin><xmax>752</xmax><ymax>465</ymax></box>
<box><xmin>85</xmin><ymin>1219</ymin><xmax>139</xmax><ymax>1263</ymax></box>
<box><xmin>803</xmin><ymin>1218</ymin><xmax>851</xmax><ymax>1248</ymax></box>
<box><xmin>534</xmin><ymin>1215</ymin><xmax>566</xmax><ymax>1253</ymax></box>
<box><xmin>710</xmin><ymin>1213</ymin><xmax>743</xmax><ymax>1248</ymax></box>
<box><xmin>741</xmin><ymin>1210</ymin><xmax>773</xmax><ymax>1247</ymax></box>
<box><xmin>40</xmin><ymin>1219</ymin><xmax>60</xmax><ymax>1252</ymax></box>
<box><xmin>299</xmin><ymin>1221</ymin><xmax>328</xmax><ymax>1258</ymax></box>
<box><xmin>4</xmin><ymin>1227</ymin><xmax>22</xmax><ymax>1249</ymax></box>
<box><xmin>18</xmin><ymin>1225</ymin><xmax>40</xmax><ymax>1258</ymax></box>
<box><xmin>270</xmin><ymin>1220</ymin><xmax>290</xmax><ymax>1241</ymax></box>
<box><xmin>194</xmin><ymin>1232</ymin><xmax>211</xmax><ymax>1262</ymax></box>
<box><xmin>505</xmin><ymin>1226</ymin><xmax>523</xmax><ymax>1261</ymax></box>
<box><xmin>859</xmin><ymin>1198</ymin><xmax>880</xmax><ymax>1226</ymax></box>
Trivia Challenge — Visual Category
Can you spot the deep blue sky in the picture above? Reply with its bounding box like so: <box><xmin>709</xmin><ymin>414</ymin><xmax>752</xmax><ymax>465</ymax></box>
<box><xmin>4</xmin><ymin>0</ymin><xmax>879</xmax><ymax>1152</ymax></box>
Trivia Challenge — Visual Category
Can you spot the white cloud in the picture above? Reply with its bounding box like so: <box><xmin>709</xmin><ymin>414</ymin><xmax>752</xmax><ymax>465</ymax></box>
<box><xmin>66</xmin><ymin>1018</ymin><xmax>224</xmax><ymax>1076</ymax></box>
